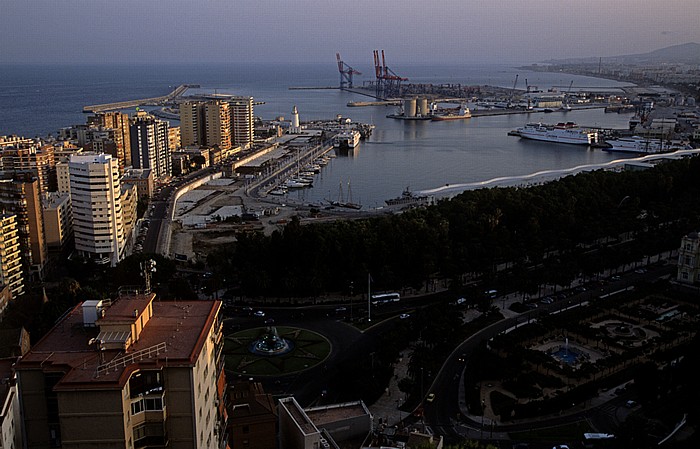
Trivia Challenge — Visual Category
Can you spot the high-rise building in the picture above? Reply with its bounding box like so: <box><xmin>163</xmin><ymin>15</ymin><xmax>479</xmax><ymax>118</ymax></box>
<box><xmin>88</xmin><ymin>112</ymin><xmax>132</xmax><ymax>172</ymax></box>
<box><xmin>179</xmin><ymin>102</ymin><xmax>205</xmax><ymax>147</ymax></box>
<box><xmin>68</xmin><ymin>152</ymin><xmax>125</xmax><ymax>266</ymax></box>
<box><xmin>0</xmin><ymin>214</ymin><xmax>23</xmax><ymax>297</ymax></box>
<box><xmin>230</xmin><ymin>97</ymin><xmax>255</xmax><ymax>148</ymax></box>
<box><xmin>204</xmin><ymin>101</ymin><xmax>232</xmax><ymax>149</ymax></box>
<box><xmin>41</xmin><ymin>192</ymin><xmax>73</xmax><ymax>254</ymax></box>
<box><xmin>130</xmin><ymin>114</ymin><xmax>171</xmax><ymax>178</ymax></box>
<box><xmin>168</xmin><ymin>126</ymin><xmax>181</xmax><ymax>151</ymax></box>
<box><xmin>0</xmin><ymin>143</ymin><xmax>56</xmax><ymax>194</ymax></box>
<box><xmin>16</xmin><ymin>293</ymin><xmax>227</xmax><ymax>449</ymax></box>
<box><xmin>0</xmin><ymin>175</ymin><xmax>48</xmax><ymax>279</ymax></box>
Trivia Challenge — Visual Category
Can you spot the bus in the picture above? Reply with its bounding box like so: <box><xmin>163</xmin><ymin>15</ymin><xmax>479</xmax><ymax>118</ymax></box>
<box><xmin>371</xmin><ymin>293</ymin><xmax>401</xmax><ymax>305</ymax></box>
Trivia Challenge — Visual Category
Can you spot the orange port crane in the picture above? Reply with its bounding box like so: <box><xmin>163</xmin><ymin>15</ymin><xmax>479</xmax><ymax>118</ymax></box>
<box><xmin>372</xmin><ymin>50</ymin><xmax>407</xmax><ymax>98</ymax></box>
<box><xmin>336</xmin><ymin>53</ymin><xmax>361</xmax><ymax>89</ymax></box>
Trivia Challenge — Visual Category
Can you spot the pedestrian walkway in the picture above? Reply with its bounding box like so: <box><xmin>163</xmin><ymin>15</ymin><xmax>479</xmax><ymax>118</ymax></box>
<box><xmin>368</xmin><ymin>350</ymin><xmax>412</xmax><ymax>427</ymax></box>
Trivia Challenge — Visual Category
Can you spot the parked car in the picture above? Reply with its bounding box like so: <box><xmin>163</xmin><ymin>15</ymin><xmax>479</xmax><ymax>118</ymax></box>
<box><xmin>253</xmin><ymin>310</ymin><xmax>265</xmax><ymax>317</ymax></box>
<box><xmin>426</xmin><ymin>393</ymin><xmax>435</xmax><ymax>403</ymax></box>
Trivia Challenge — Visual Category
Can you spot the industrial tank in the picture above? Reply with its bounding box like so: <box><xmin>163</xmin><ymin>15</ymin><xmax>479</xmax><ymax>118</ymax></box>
<box><xmin>403</xmin><ymin>98</ymin><xmax>417</xmax><ymax>117</ymax></box>
<box><xmin>417</xmin><ymin>98</ymin><xmax>429</xmax><ymax>116</ymax></box>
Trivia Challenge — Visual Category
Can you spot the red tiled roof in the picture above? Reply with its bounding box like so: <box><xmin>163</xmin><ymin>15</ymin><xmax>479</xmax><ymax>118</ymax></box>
<box><xmin>16</xmin><ymin>296</ymin><xmax>220</xmax><ymax>390</ymax></box>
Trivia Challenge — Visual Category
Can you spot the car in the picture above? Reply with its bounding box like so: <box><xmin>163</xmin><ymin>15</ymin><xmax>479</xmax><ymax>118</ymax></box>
<box><xmin>264</xmin><ymin>318</ymin><xmax>275</xmax><ymax>325</ymax></box>
<box><xmin>552</xmin><ymin>445</ymin><xmax>570</xmax><ymax>449</ymax></box>
<box><xmin>456</xmin><ymin>297</ymin><xmax>467</xmax><ymax>305</ymax></box>
<box><xmin>426</xmin><ymin>393</ymin><xmax>435</xmax><ymax>403</ymax></box>
<box><xmin>611</xmin><ymin>275</ymin><xmax>621</xmax><ymax>281</ymax></box>
<box><xmin>540</xmin><ymin>297</ymin><xmax>554</xmax><ymax>304</ymax></box>
<box><xmin>458</xmin><ymin>353</ymin><xmax>467</xmax><ymax>362</ymax></box>
<box><xmin>399</xmin><ymin>313</ymin><xmax>411</xmax><ymax>319</ymax></box>
<box><xmin>625</xmin><ymin>400</ymin><xmax>637</xmax><ymax>408</ymax></box>
<box><xmin>253</xmin><ymin>310</ymin><xmax>265</xmax><ymax>317</ymax></box>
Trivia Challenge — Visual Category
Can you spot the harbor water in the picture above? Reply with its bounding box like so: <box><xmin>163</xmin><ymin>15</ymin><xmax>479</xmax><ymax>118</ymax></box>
<box><xmin>0</xmin><ymin>63</ymin><xmax>637</xmax><ymax>206</ymax></box>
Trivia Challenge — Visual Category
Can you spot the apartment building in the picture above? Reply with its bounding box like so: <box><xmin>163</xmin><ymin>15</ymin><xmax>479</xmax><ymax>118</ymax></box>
<box><xmin>16</xmin><ymin>293</ymin><xmax>228</xmax><ymax>449</ymax></box>
<box><xmin>68</xmin><ymin>153</ymin><xmax>125</xmax><ymax>266</ymax></box>
<box><xmin>0</xmin><ymin>214</ymin><xmax>23</xmax><ymax>297</ymax></box>
<box><xmin>41</xmin><ymin>192</ymin><xmax>73</xmax><ymax>254</ymax></box>
<box><xmin>130</xmin><ymin>114</ymin><xmax>171</xmax><ymax>178</ymax></box>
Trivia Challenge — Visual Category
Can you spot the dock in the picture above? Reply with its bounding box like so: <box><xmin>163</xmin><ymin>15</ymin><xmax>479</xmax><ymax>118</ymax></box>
<box><xmin>83</xmin><ymin>84</ymin><xmax>196</xmax><ymax>113</ymax></box>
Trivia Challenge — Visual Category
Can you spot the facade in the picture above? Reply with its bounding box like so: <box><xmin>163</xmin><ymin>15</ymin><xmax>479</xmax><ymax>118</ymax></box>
<box><xmin>41</xmin><ymin>192</ymin><xmax>73</xmax><ymax>253</ymax></box>
<box><xmin>122</xmin><ymin>168</ymin><xmax>154</xmax><ymax>200</ymax></box>
<box><xmin>0</xmin><ymin>214</ymin><xmax>23</xmax><ymax>297</ymax></box>
<box><xmin>120</xmin><ymin>183</ymin><xmax>138</xmax><ymax>252</ymax></box>
<box><xmin>168</xmin><ymin>126</ymin><xmax>181</xmax><ymax>152</ymax></box>
<box><xmin>179</xmin><ymin>102</ymin><xmax>205</xmax><ymax>147</ymax></box>
<box><xmin>230</xmin><ymin>97</ymin><xmax>255</xmax><ymax>148</ymax></box>
<box><xmin>0</xmin><ymin>176</ymin><xmax>48</xmax><ymax>279</ymax></box>
<box><xmin>68</xmin><ymin>153</ymin><xmax>125</xmax><ymax>266</ymax></box>
<box><xmin>16</xmin><ymin>293</ymin><xmax>227</xmax><ymax>449</ymax></box>
<box><xmin>130</xmin><ymin>114</ymin><xmax>171</xmax><ymax>179</ymax></box>
<box><xmin>0</xmin><ymin>143</ymin><xmax>56</xmax><ymax>194</ymax></box>
<box><xmin>0</xmin><ymin>359</ymin><xmax>22</xmax><ymax>449</ymax></box>
<box><xmin>678</xmin><ymin>231</ymin><xmax>700</xmax><ymax>284</ymax></box>
<box><xmin>228</xmin><ymin>381</ymin><xmax>276</xmax><ymax>449</ymax></box>
<box><xmin>204</xmin><ymin>101</ymin><xmax>232</xmax><ymax>150</ymax></box>
<box><xmin>88</xmin><ymin>112</ymin><xmax>132</xmax><ymax>172</ymax></box>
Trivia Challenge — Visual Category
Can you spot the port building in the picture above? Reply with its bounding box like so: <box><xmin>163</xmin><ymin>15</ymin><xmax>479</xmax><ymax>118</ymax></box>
<box><xmin>15</xmin><ymin>292</ymin><xmax>228</xmax><ymax>449</ymax></box>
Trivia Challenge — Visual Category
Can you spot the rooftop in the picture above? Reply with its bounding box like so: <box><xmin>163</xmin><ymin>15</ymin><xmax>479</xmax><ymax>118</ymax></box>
<box><xmin>16</xmin><ymin>295</ymin><xmax>220</xmax><ymax>391</ymax></box>
<box><xmin>305</xmin><ymin>401</ymin><xmax>370</xmax><ymax>427</ymax></box>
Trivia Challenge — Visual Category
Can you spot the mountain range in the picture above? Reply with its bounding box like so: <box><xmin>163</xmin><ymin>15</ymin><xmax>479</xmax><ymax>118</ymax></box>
<box><xmin>547</xmin><ymin>42</ymin><xmax>700</xmax><ymax>65</ymax></box>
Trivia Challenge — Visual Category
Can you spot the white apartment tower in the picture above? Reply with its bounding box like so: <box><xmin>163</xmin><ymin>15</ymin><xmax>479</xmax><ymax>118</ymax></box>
<box><xmin>68</xmin><ymin>153</ymin><xmax>125</xmax><ymax>266</ymax></box>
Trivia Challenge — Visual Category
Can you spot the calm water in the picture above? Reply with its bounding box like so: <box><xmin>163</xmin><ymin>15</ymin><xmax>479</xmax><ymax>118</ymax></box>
<box><xmin>0</xmin><ymin>63</ymin><xmax>636</xmax><ymax>205</ymax></box>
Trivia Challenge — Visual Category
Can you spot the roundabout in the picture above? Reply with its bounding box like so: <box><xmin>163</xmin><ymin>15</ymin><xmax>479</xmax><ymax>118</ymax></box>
<box><xmin>224</xmin><ymin>326</ymin><xmax>332</xmax><ymax>376</ymax></box>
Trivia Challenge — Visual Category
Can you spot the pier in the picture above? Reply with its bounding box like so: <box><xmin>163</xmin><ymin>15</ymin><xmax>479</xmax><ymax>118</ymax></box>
<box><xmin>83</xmin><ymin>84</ymin><xmax>195</xmax><ymax>113</ymax></box>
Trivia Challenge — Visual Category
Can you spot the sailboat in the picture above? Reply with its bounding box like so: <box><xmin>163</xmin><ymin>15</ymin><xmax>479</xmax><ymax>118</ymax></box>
<box><xmin>329</xmin><ymin>179</ymin><xmax>362</xmax><ymax>209</ymax></box>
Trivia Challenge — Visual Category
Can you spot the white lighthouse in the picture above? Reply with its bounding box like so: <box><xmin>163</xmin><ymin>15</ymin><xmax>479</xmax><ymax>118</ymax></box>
<box><xmin>289</xmin><ymin>105</ymin><xmax>301</xmax><ymax>134</ymax></box>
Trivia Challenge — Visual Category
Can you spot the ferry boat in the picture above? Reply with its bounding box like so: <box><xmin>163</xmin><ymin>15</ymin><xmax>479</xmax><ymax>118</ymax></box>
<box><xmin>432</xmin><ymin>105</ymin><xmax>472</xmax><ymax>121</ymax></box>
<box><xmin>513</xmin><ymin>122</ymin><xmax>598</xmax><ymax>145</ymax></box>
<box><xmin>603</xmin><ymin>137</ymin><xmax>689</xmax><ymax>154</ymax></box>
<box><xmin>334</xmin><ymin>130</ymin><xmax>361</xmax><ymax>148</ymax></box>
<box><xmin>385</xmin><ymin>188</ymin><xmax>434</xmax><ymax>207</ymax></box>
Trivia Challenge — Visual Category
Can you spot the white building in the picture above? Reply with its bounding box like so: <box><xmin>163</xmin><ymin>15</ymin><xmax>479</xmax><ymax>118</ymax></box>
<box><xmin>230</xmin><ymin>97</ymin><xmax>255</xmax><ymax>148</ymax></box>
<box><xmin>68</xmin><ymin>152</ymin><xmax>125</xmax><ymax>266</ymax></box>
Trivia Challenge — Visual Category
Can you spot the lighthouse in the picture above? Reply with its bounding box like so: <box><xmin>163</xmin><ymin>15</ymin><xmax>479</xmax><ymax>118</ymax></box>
<box><xmin>290</xmin><ymin>105</ymin><xmax>301</xmax><ymax>134</ymax></box>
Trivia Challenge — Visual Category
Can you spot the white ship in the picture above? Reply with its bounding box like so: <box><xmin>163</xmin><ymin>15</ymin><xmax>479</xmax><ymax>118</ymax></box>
<box><xmin>514</xmin><ymin>122</ymin><xmax>598</xmax><ymax>145</ymax></box>
<box><xmin>334</xmin><ymin>130</ymin><xmax>361</xmax><ymax>148</ymax></box>
<box><xmin>603</xmin><ymin>137</ymin><xmax>689</xmax><ymax>154</ymax></box>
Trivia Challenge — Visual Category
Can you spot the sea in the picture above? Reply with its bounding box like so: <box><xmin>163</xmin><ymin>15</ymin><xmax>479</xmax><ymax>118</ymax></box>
<box><xmin>0</xmin><ymin>63</ymin><xmax>637</xmax><ymax>206</ymax></box>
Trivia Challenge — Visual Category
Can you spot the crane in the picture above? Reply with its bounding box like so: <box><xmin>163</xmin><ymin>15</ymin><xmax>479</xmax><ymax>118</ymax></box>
<box><xmin>336</xmin><ymin>53</ymin><xmax>361</xmax><ymax>89</ymax></box>
<box><xmin>562</xmin><ymin>80</ymin><xmax>574</xmax><ymax>111</ymax></box>
<box><xmin>509</xmin><ymin>74</ymin><xmax>519</xmax><ymax>107</ymax></box>
<box><xmin>373</xmin><ymin>50</ymin><xmax>408</xmax><ymax>99</ymax></box>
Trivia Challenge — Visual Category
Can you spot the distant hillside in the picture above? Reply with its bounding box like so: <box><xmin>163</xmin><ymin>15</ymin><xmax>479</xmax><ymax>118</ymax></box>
<box><xmin>547</xmin><ymin>42</ymin><xmax>700</xmax><ymax>65</ymax></box>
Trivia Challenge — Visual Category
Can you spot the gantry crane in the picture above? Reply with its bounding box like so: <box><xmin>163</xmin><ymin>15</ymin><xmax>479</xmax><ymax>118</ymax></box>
<box><xmin>336</xmin><ymin>53</ymin><xmax>361</xmax><ymax>89</ymax></box>
<box><xmin>373</xmin><ymin>50</ymin><xmax>408</xmax><ymax>99</ymax></box>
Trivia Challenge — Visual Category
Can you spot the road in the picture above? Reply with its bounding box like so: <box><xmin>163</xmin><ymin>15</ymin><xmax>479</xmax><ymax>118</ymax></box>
<box><xmin>423</xmin><ymin>264</ymin><xmax>675</xmax><ymax>444</ymax></box>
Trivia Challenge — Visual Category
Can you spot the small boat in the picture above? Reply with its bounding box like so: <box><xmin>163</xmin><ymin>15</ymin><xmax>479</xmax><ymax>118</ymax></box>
<box><xmin>269</xmin><ymin>188</ymin><xmax>287</xmax><ymax>196</ymax></box>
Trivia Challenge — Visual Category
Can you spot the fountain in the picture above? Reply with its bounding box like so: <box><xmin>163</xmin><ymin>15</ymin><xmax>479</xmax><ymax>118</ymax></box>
<box><xmin>249</xmin><ymin>327</ymin><xmax>294</xmax><ymax>356</ymax></box>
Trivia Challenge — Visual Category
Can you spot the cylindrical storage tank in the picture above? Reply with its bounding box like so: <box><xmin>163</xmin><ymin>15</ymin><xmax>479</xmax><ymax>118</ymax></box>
<box><xmin>417</xmin><ymin>98</ymin><xmax>429</xmax><ymax>116</ymax></box>
<box><xmin>403</xmin><ymin>98</ymin><xmax>417</xmax><ymax>117</ymax></box>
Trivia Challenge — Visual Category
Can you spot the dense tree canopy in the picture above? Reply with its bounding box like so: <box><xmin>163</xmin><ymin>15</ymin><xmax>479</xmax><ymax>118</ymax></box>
<box><xmin>209</xmin><ymin>157</ymin><xmax>700</xmax><ymax>297</ymax></box>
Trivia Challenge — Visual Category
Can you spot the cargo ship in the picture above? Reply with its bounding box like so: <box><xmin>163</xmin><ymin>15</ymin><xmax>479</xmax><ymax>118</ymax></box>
<box><xmin>512</xmin><ymin>122</ymin><xmax>598</xmax><ymax>145</ymax></box>
<box><xmin>432</xmin><ymin>105</ymin><xmax>471</xmax><ymax>121</ymax></box>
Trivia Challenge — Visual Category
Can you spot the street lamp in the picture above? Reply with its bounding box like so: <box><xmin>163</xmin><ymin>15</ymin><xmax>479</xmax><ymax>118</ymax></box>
<box><xmin>480</xmin><ymin>399</ymin><xmax>486</xmax><ymax>440</ymax></box>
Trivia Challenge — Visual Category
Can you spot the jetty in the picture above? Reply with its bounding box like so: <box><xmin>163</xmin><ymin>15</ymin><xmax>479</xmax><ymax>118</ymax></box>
<box><xmin>82</xmin><ymin>84</ymin><xmax>196</xmax><ymax>113</ymax></box>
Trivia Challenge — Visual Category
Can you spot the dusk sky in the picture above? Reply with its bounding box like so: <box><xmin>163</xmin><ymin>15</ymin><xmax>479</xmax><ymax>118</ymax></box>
<box><xmin>1</xmin><ymin>0</ymin><xmax>699</xmax><ymax>66</ymax></box>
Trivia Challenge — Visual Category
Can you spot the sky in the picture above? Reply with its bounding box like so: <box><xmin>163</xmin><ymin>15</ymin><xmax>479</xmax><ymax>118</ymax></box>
<box><xmin>1</xmin><ymin>0</ymin><xmax>699</xmax><ymax>66</ymax></box>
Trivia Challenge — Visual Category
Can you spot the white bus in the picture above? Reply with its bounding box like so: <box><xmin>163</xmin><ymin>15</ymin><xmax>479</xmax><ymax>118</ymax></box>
<box><xmin>371</xmin><ymin>293</ymin><xmax>401</xmax><ymax>305</ymax></box>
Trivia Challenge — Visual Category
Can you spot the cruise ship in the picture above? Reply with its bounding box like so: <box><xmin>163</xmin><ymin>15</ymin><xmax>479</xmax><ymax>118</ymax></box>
<box><xmin>513</xmin><ymin>122</ymin><xmax>598</xmax><ymax>145</ymax></box>
<box><xmin>334</xmin><ymin>130</ymin><xmax>361</xmax><ymax>148</ymax></box>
